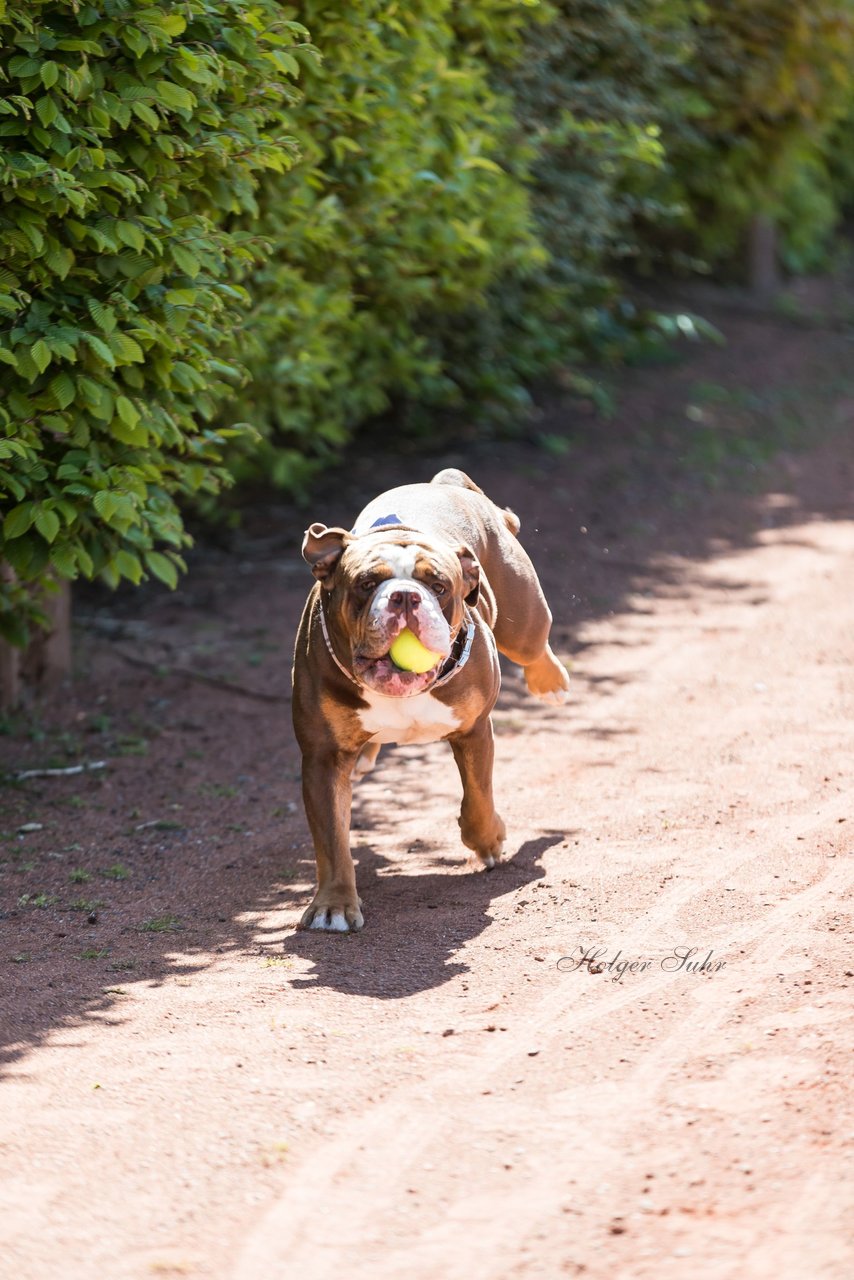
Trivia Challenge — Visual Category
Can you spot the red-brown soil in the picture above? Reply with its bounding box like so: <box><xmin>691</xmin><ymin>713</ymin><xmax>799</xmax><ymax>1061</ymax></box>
<box><xmin>1</xmin><ymin>298</ymin><xmax>853</xmax><ymax>1279</ymax></box>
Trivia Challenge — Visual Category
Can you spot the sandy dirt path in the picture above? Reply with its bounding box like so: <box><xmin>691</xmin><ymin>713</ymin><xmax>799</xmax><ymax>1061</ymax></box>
<box><xmin>235</xmin><ymin>516</ymin><xmax>854</xmax><ymax>1280</ymax></box>
<box><xmin>1</xmin><ymin>313</ymin><xmax>853</xmax><ymax>1279</ymax></box>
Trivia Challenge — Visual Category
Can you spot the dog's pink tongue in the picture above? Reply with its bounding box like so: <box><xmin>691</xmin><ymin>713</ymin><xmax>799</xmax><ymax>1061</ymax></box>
<box><xmin>362</xmin><ymin>659</ymin><xmax>441</xmax><ymax>698</ymax></box>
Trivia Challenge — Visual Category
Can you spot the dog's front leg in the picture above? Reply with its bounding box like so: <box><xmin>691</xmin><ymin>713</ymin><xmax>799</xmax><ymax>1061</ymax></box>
<box><xmin>449</xmin><ymin>715</ymin><xmax>506</xmax><ymax>869</ymax></box>
<box><xmin>299</xmin><ymin>748</ymin><xmax>364</xmax><ymax>932</ymax></box>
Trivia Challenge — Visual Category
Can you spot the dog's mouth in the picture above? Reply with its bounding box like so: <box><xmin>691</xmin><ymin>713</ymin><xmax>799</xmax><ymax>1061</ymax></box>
<box><xmin>352</xmin><ymin>650</ymin><xmax>444</xmax><ymax>698</ymax></box>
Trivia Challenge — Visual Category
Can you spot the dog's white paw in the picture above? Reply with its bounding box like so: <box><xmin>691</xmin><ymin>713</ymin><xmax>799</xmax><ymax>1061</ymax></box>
<box><xmin>311</xmin><ymin>911</ymin><xmax>349</xmax><ymax>932</ymax></box>
<box><xmin>299</xmin><ymin>900</ymin><xmax>364</xmax><ymax>932</ymax></box>
<box><xmin>533</xmin><ymin>687</ymin><xmax>571</xmax><ymax>707</ymax></box>
<box><xmin>476</xmin><ymin>841</ymin><xmax>505</xmax><ymax>871</ymax></box>
<box><xmin>523</xmin><ymin>648</ymin><xmax>571</xmax><ymax>704</ymax></box>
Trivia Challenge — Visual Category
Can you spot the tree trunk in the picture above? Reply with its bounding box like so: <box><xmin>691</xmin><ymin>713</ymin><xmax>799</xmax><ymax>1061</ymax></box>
<box><xmin>0</xmin><ymin>580</ymin><xmax>72</xmax><ymax>713</ymax></box>
<box><xmin>748</xmin><ymin>214</ymin><xmax>779</xmax><ymax>298</ymax></box>
<box><xmin>0</xmin><ymin>632</ymin><xmax>20</xmax><ymax>715</ymax></box>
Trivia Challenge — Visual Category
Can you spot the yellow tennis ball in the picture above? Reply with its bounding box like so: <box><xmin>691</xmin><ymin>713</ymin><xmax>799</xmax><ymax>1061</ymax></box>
<box><xmin>388</xmin><ymin>627</ymin><xmax>441</xmax><ymax>674</ymax></box>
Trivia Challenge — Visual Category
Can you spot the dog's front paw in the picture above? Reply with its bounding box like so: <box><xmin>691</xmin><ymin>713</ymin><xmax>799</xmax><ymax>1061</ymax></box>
<box><xmin>299</xmin><ymin>893</ymin><xmax>364</xmax><ymax>933</ymax></box>
<box><xmin>460</xmin><ymin>812</ymin><xmax>506</xmax><ymax>870</ymax></box>
<box><xmin>477</xmin><ymin>843</ymin><xmax>505</xmax><ymax>871</ymax></box>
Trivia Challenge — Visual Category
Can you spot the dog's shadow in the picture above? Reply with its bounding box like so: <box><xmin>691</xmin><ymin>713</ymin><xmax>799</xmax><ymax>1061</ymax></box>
<box><xmin>279</xmin><ymin>834</ymin><xmax>562</xmax><ymax>999</ymax></box>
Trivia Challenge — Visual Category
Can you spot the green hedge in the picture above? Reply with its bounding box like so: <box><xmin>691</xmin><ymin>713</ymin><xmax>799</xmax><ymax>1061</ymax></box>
<box><xmin>1</xmin><ymin>0</ymin><xmax>547</xmax><ymax>638</ymax></box>
<box><xmin>0</xmin><ymin>0</ymin><xmax>306</xmax><ymax>642</ymax></box>
<box><xmin>231</xmin><ymin>0</ymin><xmax>544</xmax><ymax>487</ymax></box>
<box><xmin>6</xmin><ymin>0</ymin><xmax>854</xmax><ymax>649</ymax></box>
<box><xmin>668</xmin><ymin>1</ymin><xmax>854</xmax><ymax>273</ymax></box>
<box><xmin>457</xmin><ymin>0</ymin><xmax>700</xmax><ymax>397</ymax></box>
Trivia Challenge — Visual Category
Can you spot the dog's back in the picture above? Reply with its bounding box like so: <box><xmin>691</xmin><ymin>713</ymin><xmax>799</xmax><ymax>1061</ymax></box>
<box><xmin>352</xmin><ymin>469</ymin><xmax>520</xmax><ymax>558</ymax></box>
<box><xmin>430</xmin><ymin>468</ymin><xmax>521</xmax><ymax>536</ymax></box>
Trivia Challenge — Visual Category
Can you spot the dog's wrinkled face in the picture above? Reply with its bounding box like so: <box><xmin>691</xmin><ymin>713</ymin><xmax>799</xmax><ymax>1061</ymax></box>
<box><xmin>303</xmin><ymin>525</ymin><xmax>480</xmax><ymax>697</ymax></box>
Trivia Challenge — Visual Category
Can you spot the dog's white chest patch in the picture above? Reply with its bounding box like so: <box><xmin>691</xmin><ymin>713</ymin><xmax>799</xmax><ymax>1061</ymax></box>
<box><xmin>358</xmin><ymin>690</ymin><xmax>460</xmax><ymax>745</ymax></box>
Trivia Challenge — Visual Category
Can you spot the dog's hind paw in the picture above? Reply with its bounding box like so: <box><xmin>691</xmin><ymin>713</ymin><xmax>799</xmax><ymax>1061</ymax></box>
<box><xmin>533</xmin><ymin>687</ymin><xmax>571</xmax><ymax>707</ymax></box>
<box><xmin>524</xmin><ymin>646</ymin><xmax>570</xmax><ymax>704</ymax></box>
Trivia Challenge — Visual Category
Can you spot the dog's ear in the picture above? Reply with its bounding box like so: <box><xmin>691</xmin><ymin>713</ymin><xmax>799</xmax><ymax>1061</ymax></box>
<box><xmin>302</xmin><ymin>524</ymin><xmax>350</xmax><ymax>588</ymax></box>
<box><xmin>456</xmin><ymin>545</ymin><xmax>481</xmax><ymax>607</ymax></box>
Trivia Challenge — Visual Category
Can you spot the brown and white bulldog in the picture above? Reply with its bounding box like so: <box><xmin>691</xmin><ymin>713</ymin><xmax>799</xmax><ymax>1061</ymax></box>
<box><xmin>291</xmin><ymin>468</ymin><xmax>569</xmax><ymax>931</ymax></box>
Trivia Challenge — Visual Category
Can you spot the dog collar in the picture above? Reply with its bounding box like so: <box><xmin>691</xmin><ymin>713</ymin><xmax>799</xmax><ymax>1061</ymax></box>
<box><xmin>317</xmin><ymin>598</ymin><xmax>476</xmax><ymax>698</ymax></box>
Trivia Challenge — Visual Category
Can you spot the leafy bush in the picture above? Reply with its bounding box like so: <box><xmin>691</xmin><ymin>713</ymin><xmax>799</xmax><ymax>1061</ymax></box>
<box><xmin>504</xmin><ymin>2</ymin><xmax>693</xmax><ymax>290</ymax></box>
<box><xmin>430</xmin><ymin>0</ymin><xmax>702</xmax><ymax>409</ymax></box>
<box><xmin>10</xmin><ymin>0</ymin><xmax>854</xmax><ymax>654</ymax></box>
<box><xmin>0</xmin><ymin>0</ymin><xmax>307</xmax><ymax>642</ymax></box>
<box><xmin>669</xmin><ymin>1</ymin><xmax>854</xmax><ymax>273</ymax></box>
<box><xmin>229</xmin><ymin>0</ymin><xmax>545</xmax><ymax>486</ymax></box>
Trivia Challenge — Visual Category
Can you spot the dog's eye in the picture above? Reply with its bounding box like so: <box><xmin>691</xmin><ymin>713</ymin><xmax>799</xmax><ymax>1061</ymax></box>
<box><xmin>358</xmin><ymin>577</ymin><xmax>377</xmax><ymax>594</ymax></box>
<box><xmin>432</xmin><ymin>582</ymin><xmax>447</xmax><ymax>598</ymax></box>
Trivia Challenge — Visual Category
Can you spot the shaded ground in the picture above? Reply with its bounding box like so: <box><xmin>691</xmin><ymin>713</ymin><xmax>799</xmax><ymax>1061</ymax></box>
<box><xmin>1</xmin><ymin>292</ymin><xmax>853</xmax><ymax>1279</ymax></box>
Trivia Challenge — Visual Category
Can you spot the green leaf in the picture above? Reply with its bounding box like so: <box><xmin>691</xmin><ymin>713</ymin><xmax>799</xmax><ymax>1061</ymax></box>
<box><xmin>277</xmin><ymin>52</ymin><xmax>300</xmax><ymax>77</ymax></box>
<box><xmin>41</xmin><ymin>415</ymin><xmax>70</xmax><ymax>433</ymax></box>
<box><xmin>110</xmin><ymin>495</ymin><xmax>138</xmax><ymax>526</ymax></box>
<box><xmin>110</xmin><ymin>419</ymin><xmax>148</xmax><ymax>445</ymax></box>
<box><xmin>170</xmin><ymin>244</ymin><xmax>200</xmax><ymax>277</ymax></box>
<box><xmin>3</xmin><ymin>535</ymin><xmax>38</xmax><ymax>577</ymax></box>
<box><xmin>114</xmin><ymin>549</ymin><xmax>143</xmax><ymax>584</ymax></box>
<box><xmin>116</xmin><ymin>395</ymin><xmax>140</xmax><ymax>428</ymax></box>
<box><xmin>83</xmin><ymin>333</ymin><xmax>117</xmax><ymax>367</ymax></box>
<box><xmin>155</xmin><ymin>81</ymin><xmax>195</xmax><ymax>114</ymax></box>
<box><xmin>31</xmin><ymin>339</ymin><xmax>51</xmax><ymax>374</ymax></box>
<box><xmin>75</xmin><ymin>544</ymin><xmax>94</xmax><ymax>578</ymax></box>
<box><xmin>49</xmin><ymin>371</ymin><xmax>75</xmax><ymax>410</ymax></box>
<box><xmin>110</xmin><ymin>333</ymin><xmax>145</xmax><ymax>363</ymax></box>
<box><xmin>15</xmin><ymin>349</ymin><xmax>40</xmax><ymax>383</ymax></box>
<box><xmin>161</xmin><ymin>14</ymin><xmax>187</xmax><ymax>37</ymax></box>
<box><xmin>132</xmin><ymin>101</ymin><xmax>160</xmax><ymax>130</ymax></box>
<box><xmin>165</xmin><ymin>289</ymin><xmax>198</xmax><ymax>307</ymax></box>
<box><xmin>49</xmin><ymin>542</ymin><xmax>77</xmax><ymax>578</ymax></box>
<box><xmin>44</xmin><ymin>245</ymin><xmax>74</xmax><ymax>279</ymax></box>
<box><xmin>87</xmin><ymin>298</ymin><xmax>117</xmax><ymax>334</ymax></box>
<box><xmin>78</xmin><ymin>376</ymin><xmax>105</xmax><ymax>409</ymax></box>
<box><xmin>3</xmin><ymin>502</ymin><xmax>36</xmax><ymax>539</ymax></box>
<box><xmin>330</xmin><ymin>135</ymin><xmax>362</xmax><ymax>159</ymax></box>
<box><xmin>145</xmin><ymin>551</ymin><xmax>178</xmax><ymax>589</ymax></box>
<box><xmin>36</xmin><ymin>95</ymin><xmax>58</xmax><ymax>128</ymax></box>
<box><xmin>93</xmin><ymin>491</ymin><xmax>118</xmax><ymax>522</ymax></box>
<box><xmin>461</xmin><ymin>156</ymin><xmax>504</xmax><ymax>174</ymax></box>
<box><xmin>53</xmin><ymin>500</ymin><xmax>78</xmax><ymax>526</ymax></box>
<box><xmin>35</xmin><ymin>509</ymin><xmax>61</xmax><ymax>544</ymax></box>
<box><xmin>41</xmin><ymin>63</ymin><xmax>60</xmax><ymax>90</ymax></box>
<box><xmin>9</xmin><ymin>56</ymin><xmax>41</xmax><ymax>77</ymax></box>
<box><xmin>117</xmin><ymin>221</ymin><xmax>145</xmax><ymax>251</ymax></box>
<box><xmin>88</xmin><ymin>385</ymin><xmax>115</xmax><ymax>422</ymax></box>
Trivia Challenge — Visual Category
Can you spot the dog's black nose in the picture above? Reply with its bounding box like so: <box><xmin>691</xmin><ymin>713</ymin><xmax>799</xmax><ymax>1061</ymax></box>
<box><xmin>389</xmin><ymin>588</ymin><xmax>421</xmax><ymax>612</ymax></box>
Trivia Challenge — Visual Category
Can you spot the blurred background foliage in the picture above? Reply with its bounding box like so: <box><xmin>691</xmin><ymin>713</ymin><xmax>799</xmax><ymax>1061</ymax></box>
<box><xmin>667</xmin><ymin>1</ymin><xmax>854</xmax><ymax>274</ymax></box>
<box><xmin>3</xmin><ymin>0</ymin><xmax>854</xmax><ymax>637</ymax></box>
